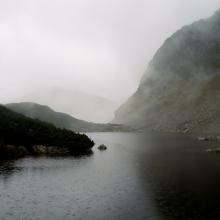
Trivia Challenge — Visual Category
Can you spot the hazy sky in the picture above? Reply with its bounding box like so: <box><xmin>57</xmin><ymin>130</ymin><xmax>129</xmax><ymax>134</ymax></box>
<box><xmin>1</xmin><ymin>0</ymin><xmax>220</xmax><ymax>103</ymax></box>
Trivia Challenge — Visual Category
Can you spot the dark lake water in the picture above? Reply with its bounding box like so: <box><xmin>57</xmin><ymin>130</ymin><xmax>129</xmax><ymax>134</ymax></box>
<box><xmin>1</xmin><ymin>132</ymin><xmax>220</xmax><ymax>220</ymax></box>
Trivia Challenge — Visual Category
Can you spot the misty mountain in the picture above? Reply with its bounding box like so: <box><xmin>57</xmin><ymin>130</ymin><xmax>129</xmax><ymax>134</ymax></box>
<box><xmin>6</xmin><ymin>102</ymin><xmax>131</xmax><ymax>132</ymax></box>
<box><xmin>113</xmin><ymin>9</ymin><xmax>220</xmax><ymax>134</ymax></box>
<box><xmin>10</xmin><ymin>88</ymin><xmax>119</xmax><ymax>123</ymax></box>
<box><xmin>0</xmin><ymin>105</ymin><xmax>94</xmax><ymax>157</ymax></box>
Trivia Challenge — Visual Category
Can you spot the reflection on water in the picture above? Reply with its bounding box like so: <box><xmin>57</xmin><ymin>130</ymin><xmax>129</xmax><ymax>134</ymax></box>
<box><xmin>0</xmin><ymin>160</ymin><xmax>23</xmax><ymax>185</ymax></box>
<box><xmin>137</xmin><ymin>134</ymin><xmax>220</xmax><ymax>219</ymax></box>
<box><xmin>0</xmin><ymin>133</ymin><xmax>220</xmax><ymax>219</ymax></box>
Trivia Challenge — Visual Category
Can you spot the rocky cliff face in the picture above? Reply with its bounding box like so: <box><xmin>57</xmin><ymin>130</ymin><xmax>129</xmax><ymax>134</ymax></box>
<box><xmin>113</xmin><ymin>10</ymin><xmax>220</xmax><ymax>133</ymax></box>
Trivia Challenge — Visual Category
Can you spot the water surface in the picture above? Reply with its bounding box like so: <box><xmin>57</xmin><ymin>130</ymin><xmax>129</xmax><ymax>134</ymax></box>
<box><xmin>0</xmin><ymin>133</ymin><xmax>220</xmax><ymax>220</ymax></box>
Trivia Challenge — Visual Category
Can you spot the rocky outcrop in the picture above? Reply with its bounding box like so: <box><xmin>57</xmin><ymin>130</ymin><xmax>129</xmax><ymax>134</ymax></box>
<box><xmin>113</xmin><ymin>9</ymin><xmax>220</xmax><ymax>134</ymax></box>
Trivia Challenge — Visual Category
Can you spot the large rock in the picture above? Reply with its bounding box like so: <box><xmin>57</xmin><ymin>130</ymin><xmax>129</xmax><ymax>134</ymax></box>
<box><xmin>113</xmin><ymin>9</ymin><xmax>220</xmax><ymax>134</ymax></box>
<box><xmin>98</xmin><ymin>144</ymin><xmax>107</xmax><ymax>151</ymax></box>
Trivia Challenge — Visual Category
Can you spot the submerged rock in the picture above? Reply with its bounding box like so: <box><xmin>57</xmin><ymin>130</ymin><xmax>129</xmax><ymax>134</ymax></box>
<box><xmin>98</xmin><ymin>144</ymin><xmax>107</xmax><ymax>151</ymax></box>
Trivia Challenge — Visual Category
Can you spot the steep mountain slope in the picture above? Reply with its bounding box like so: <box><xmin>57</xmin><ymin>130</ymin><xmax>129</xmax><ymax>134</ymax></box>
<box><xmin>113</xmin><ymin>10</ymin><xmax>220</xmax><ymax>134</ymax></box>
<box><xmin>0</xmin><ymin>105</ymin><xmax>94</xmax><ymax>156</ymax></box>
<box><xmin>6</xmin><ymin>102</ymin><xmax>130</xmax><ymax>132</ymax></box>
<box><xmin>9</xmin><ymin>88</ymin><xmax>119</xmax><ymax>123</ymax></box>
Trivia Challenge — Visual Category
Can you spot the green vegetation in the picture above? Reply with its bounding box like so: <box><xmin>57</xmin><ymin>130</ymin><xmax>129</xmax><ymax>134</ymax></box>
<box><xmin>0</xmin><ymin>105</ymin><xmax>94</xmax><ymax>158</ymax></box>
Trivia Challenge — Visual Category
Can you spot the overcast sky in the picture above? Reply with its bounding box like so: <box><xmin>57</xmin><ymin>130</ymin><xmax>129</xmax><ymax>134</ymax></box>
<box><xmin>1</xmin><ymin>0</ymin><xmax>220</xmax><ymax>103</ymax></box>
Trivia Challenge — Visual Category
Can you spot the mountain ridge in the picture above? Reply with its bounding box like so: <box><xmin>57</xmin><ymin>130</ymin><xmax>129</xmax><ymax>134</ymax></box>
<box><xmin>113</xmin><ymin>9</ymin><xmax>220</xmax><ymax>134</ymax></box>
<box><xmin>6</xmin><ymin>102</ymin><xmax>132</xmax><ymax>132</ymax></box>
<box><xmin>8</xmin><ymin>88</ymin><xmax>119</xmax><ymax>123</ymax></box>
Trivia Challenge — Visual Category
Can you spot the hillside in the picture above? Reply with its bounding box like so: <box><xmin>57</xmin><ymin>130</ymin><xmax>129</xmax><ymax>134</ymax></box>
<box><xmin>8</xmin><ymin>88</ymin><xmax>119</xmax><ymax>123</ymax></box>
<box><xmin>6</xmin><ymin>102</ymin><xmax>131</xmax><ymax>132</ymax></box>
<box><xmin>113</xmin><ymin>9</ymin><xmax>220</xmax><ymax>134</ymax></box>
<box><xmin>0</xmin><ymin>105</ymin><xmax>94</xmax><ymax>157</ymax></box>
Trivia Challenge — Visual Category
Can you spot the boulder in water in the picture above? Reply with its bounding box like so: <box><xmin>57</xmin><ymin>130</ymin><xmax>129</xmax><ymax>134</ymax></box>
<box><xmin>98</xmin><ymin>144</ymin><xmax>107</xmax><ymax>151</ymax></box>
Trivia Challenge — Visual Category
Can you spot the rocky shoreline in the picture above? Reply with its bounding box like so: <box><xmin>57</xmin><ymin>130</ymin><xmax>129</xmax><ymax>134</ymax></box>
<box><xmin>0</xmin><ymin>144</ymin><xmax>93</xmax><ymax>158</ymax></box>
